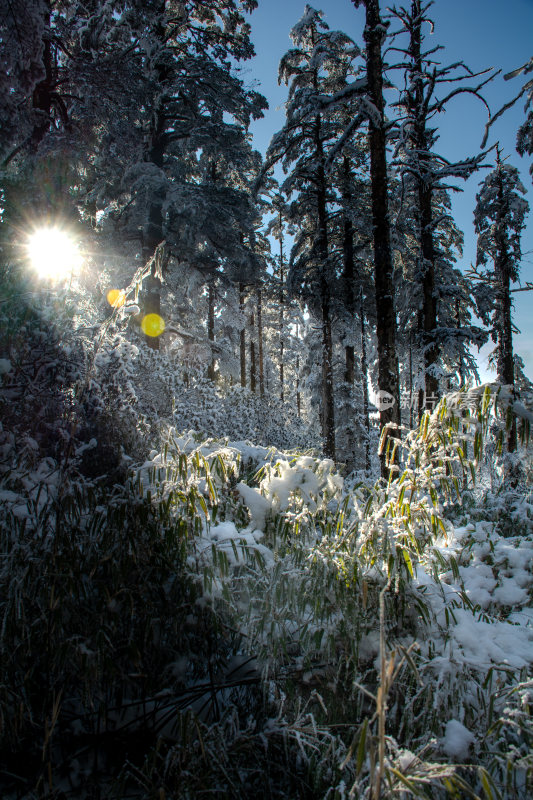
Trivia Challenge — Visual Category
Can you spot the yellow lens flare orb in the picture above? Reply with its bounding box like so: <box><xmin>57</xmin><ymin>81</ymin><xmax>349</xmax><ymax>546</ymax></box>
<box><xmin>26</xmin><ymin>227</ymin><xmax>81</xmax><ymax>281</ymax></box>
<box><xmin>141</xmin><ymin>313</ymin><xmax>165</xmax><ymax>338</ymax></box>
<box><xmin>106</xmin><ymin>289</ymin><xmax>126</xmax><ymax>308</ymax></box>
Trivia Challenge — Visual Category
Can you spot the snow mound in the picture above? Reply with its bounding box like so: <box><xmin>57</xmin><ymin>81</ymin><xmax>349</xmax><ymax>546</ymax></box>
<box><xmin>440</xmin><ymin>719</ymin><xmax>476</xmax><ymax>760</ymax></box>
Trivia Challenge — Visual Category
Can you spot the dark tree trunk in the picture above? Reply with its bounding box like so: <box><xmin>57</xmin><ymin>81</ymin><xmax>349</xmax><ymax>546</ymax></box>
<box><xmin>408</xmin><ymin>1</ymin><xmax>439</xmax><ymax>411</ymax></box>
<box><xmin>498</xmin><ymin>270</ymin><xmax>514</xmax><ymax>389</ymax></box>
<box><xmin>360</xmin><ymin>287</ymin><xmax>371</xmax><ymax>472</ymax></box>
<box><xmin>454</xmin><ymin>299</ymin><xmax>465</xmax><ymax>388</ymax></box>
<box><xmin>142</xmin><ymin>194</ymin><xmax>164</xmax><ymax>351</ymax></box>
<box><xmin>315</xmin><ymin>115</ymin><xmax>336</xmax><ymax>461</ymax></box>
<box><xmin>296</xmin><ymin>324</ymin><xmax>301</xmax><ymax>418</ymax></box>
<box><xmin>416</xmin><ymin>309</ymin><xmax>425</xmax><ymax>421</ymax></box>
<box><xmin>257</xmin><ymin>288</ymin><xmax>264</xmax><ymax>397</ymax></box>
<box><xmin>494</xmin><ymin>149</ymin><xmax>517</xmax><ymax>452</ymax></box>
<box><xmin>207</xmin><ymin>282</ymin><xmax>216</xmax><ymax>381</ymax></box>
<box><xmin>455</xmin><ymin>300</ymin><xmax>469</xmax><ymax>468</ymax></box>
<box><xmin>296</xmin><ymin>359</ymin><xmax>301</xmax><ymax>418</ymax></box>
<box><xmin>498</xmin><ymin>276</ymin><xmax>517</xmax><ymax>452</ymax></box>
<box><xmin>239</xmin><ymin>284</ymin><xmax>246</xmax><ymax>388</ymax></box>
<box><xmin>419</xmin><ymin>180</ymin><xmax>439</xmax><ymax>406</ymax></box>
<box><xmin>359</xmin><ymin>0</ymin><xmax>400</xmax><ymax>474</ymax></box>
<box><xmin>141</xmin><ymin>157</ymin><xmax>164</xmax><ymax>352</ymax></box>
<box><xmin>250</xmin><ymin>308</ymin><xmax>257</xmax><ymax>394</ymax></box>
<box><xmin>342</xmin><ymin>156</ymin><xmax>357</xmax><ymax>469</ymax></box>
<box><xmin>408</xmin><ymin>331</ymin><xmax>414</xmax><ymax>428</ymax></box>
<box><xmin>279</xmin><ymin>211</ymin><xmax>285</xmax><ymax>403</ymax></box>
<box><xmin>141</xmin><ymin>131</ymin><xmax>165</xmax><ymax>348</ymax></box>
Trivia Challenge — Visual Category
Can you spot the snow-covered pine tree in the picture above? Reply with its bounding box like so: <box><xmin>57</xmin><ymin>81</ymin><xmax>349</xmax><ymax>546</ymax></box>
<box><xmin>1</xmin><ymin>0</ymin><xmax>47</xmax><ymax>157</ymax></box>
<box><xmin>473</xmin><ymin>147</ymin><xmax>529</xmax><ymax>450</ymax></box>
<box><xmin>262</xmin><ymin>191</ymin><xmax>312</xmax><ymax>422</ymax></box>
<box><xmin>390</xmin><ymin>0</ymin><xmax>494</xmax><ymax>415</ymax></box>
<box><xmin>1</xmin><ymin>0</ymin><xmax>124</xmax><ymax>160</ymax></box>
<box><xmin>0</xmin><ymin>0</ymin><xmax>140</xmax><ymax>224</ymax></box>
<box><xmin>266</xmin><ymin>6</ymin><xmax>361</xmax><ymax>460</ymax></box>
<box><xmin>79</xmin><ymin>0</ymin><xmax>267</xmax><ymax>349</ymax></box>
<box><xmin>265</xmin><ymin>191</ymin><xmax>291</xmax><ymax>403</ymax></box>
<box><xmin>328</xmin><ymin>140</ymin><xmax>374</xmax><ymax>471</ymax></box>
<box><xmin>196</xmin><ymin>149</ymin><xmax>267</xmax><ymax>382</ymax></box>
<box><xmin>394</xmin><ymin>184</ymin><xmax>487</xmax><ymax>418</ymax></box>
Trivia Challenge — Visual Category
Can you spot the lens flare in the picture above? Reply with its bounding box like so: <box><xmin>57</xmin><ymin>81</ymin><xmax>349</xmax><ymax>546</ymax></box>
<box><xmin>27</xmin><ymin>227</ymin><xmax>81</xmax><ymax>280</ymax></box>
<box><xmin>141</xmin><ymin>313</ymin><xmax>165</xmax><ymax>338</ymax></box>
<box><xmin>107</xmin><ymin>289</ymin><xmax>126</xmax><ymax>308</ymax></box>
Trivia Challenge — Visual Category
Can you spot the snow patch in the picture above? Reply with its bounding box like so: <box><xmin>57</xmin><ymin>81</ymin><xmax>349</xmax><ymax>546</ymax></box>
<box><xmin>440</xmin><ymin>719</ymin><xmax>475</xmax><ymax>760</ymax></box>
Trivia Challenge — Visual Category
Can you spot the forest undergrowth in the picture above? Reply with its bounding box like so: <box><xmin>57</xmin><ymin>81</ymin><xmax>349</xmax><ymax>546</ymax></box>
<box><xmin>0</xmin><ymin>266</ymin><xmax>532</xmax><ymax>800</ymax></box>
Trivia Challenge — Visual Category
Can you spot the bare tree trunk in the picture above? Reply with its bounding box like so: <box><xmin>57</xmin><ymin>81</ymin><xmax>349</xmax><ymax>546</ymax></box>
<box><xmin>419</xmin><ymin>180</ymin><xmax>439</xmax><ymax>407</ymax></box>
<box><xmin>239</xmin><ymin>284</ymin><xmax>246</xmax><ymax>388</ymax></box>
<box><xmin>257</xmin><ymin>288</ymin><xmax>264</xmax><ymax>397</ymax></box>
<box><xmin>408</xmin><ymin>331</ymin><xmax>414</xmax><ymax>429</ymax></box>
<box><xmin>455</xmin><ymin>299</ymin><xmax>469</xmax><ymax>471</ymax></box>
<box><xmin>295</xmin><ymin>322</ymin><xmax>301</xmax><ymax>418</ymax></box>
<box><xmin>250</xmin><ymin>308</ymin><xmax>257</xmax><ymax>394</ymax></box>
<box><xmin>142</xmin><ymin>196</ymin><xmax>164</xmax><ymax>351</ymax></box>
<box><xmin>455</xmin><ymin>299</ymin><xmax>465</xmax><ymax>388</ymax></box>
<box><xmin>360</xmin><ymin>287</ymin><xmax>371</xmax><ymax>472</ymax></box>
<box><xmin>359</xmin><ymin>0</ymin><xmax>400</xmax><ymax>475</ymax></box>
<box><xmin>315</xmin><ymin>115</ymin><xmax>336</xmax><ymax>461</ymax></box>
<box><xmin>408</xmin><ymin>1</ymin><xmax>439</xmax><ymax>410</ymax></box>
<box><xmin>296</xmin><ymin>358</ymin><xmax>301</xmax><ymax>418</ymax></box>
<box><xmin>417</xmin><ymin>310</ymin><xmax>425</xmax><ymax>422</ymax></box>
<box><xmin>494</xmin><ymin>148</ymin><xmax>517</xmax><ymax>452</ymax></box>
<box><xmin>207</xmin><ymin>282</ymin><xmax>216</xmax><ymax>381</ymax></box>
<box><xmin>279</xmin><ymin>212</ymin><xmax>285</xmax><ymax>403</ymax></box>
<box><xmin>341</xmin><ymin>156</ymin><xmax>357</xmax><ymax>470</ymax></box>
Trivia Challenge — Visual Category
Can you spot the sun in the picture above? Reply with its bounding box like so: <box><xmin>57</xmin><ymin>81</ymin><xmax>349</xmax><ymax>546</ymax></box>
<box><xmin>26</xmin><ymin>227</ymin><xmax>81</xmax><ymax>281</ymax></box>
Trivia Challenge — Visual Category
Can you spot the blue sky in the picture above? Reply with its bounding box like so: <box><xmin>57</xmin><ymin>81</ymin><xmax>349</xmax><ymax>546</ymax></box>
<box><xmin>244</xmin><ymin>0</ymin><xmax>533</xmax><ymax>381</ymax></box>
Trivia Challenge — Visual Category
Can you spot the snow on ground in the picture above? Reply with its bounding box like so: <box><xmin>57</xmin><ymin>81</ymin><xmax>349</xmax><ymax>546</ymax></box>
<box><xmin>137</xmin><ymin>435</ymin><xmax>533</xmax><ymax>694</ymax></box>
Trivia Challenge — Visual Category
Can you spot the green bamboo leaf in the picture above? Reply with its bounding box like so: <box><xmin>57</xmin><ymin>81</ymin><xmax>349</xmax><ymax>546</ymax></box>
<box><xmin>355</xmin><ymin>718</ymin><xmax>368</xmax><ymax>775</ymax></box>
<box><xmin>482</xmin><ymin>384</ymin><xmax>491</xmax><ymax>415</ymax></box>
<box><xmin>402</xmin><ymin>548</ymin><xmax>414</xmax><ymax>578</ymax></box>
<box><xmin>474</xmin><ymin>430</ymin><xmax>482</xmax><ymax>461</ymax></box>
<box><xmin>197</xmin><ymin>494</ymin><xmax>208</xmax><ymax>518</ymax></box>
<box><xmin>206</xmin><ymin>475</ymin><xmax>217</xmax><ymax>503</ymax></box>
<box><xmin>398</xmin><ymin>485</ymin><xmax>406</xmax><ymax>507</ymax></box>
<box><xmin>217</xmin><ymin>453</ymin><xmax>227</xmax><ymax>480</ymax></box>
<box><xmin>448</xmin><ymin>556</ymin><xmax>460</xmax><ymax>581</ymax></box>
<box><xmin>387</xmin><ymin>767</ymin><xmax>427</xmax><ymax>797</ymax></box>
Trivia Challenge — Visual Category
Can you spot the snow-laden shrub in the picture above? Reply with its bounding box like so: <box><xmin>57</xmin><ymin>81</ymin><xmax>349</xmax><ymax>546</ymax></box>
<box><xmin>0</xmin><ymin>446</ymin><xmax>357</xmax><ymax>800</ymax></box>
<box><xmin>137</xmin><ymin>388</ymin><xmax>533</xmax><ymax>798</ymax></box>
